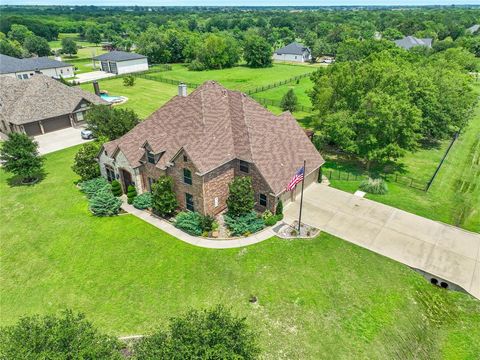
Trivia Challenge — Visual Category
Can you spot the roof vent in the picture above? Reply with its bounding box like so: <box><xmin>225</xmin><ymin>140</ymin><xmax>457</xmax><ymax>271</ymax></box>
<box><xmin>178</xmin><ymin>83</ymin><xmax>187</xmax><ymax>97</ymax></box>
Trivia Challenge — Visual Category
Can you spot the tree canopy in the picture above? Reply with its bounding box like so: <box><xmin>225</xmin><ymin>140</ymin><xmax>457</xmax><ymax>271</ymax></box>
<box><xmin>85</xmin><ymin>105</ymin><xmax>140</xmax><ymax>141</ymax></box>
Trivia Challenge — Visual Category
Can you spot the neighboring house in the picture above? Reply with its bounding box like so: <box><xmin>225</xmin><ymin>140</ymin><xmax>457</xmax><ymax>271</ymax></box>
<box><xmin>0</xmin><ymin>54</ymin><xmax>74</xmax><ymax>79</ymax></box>
<box><xmin>0</xmin><ymin>74</ymin><xmax>107</xmax><ymax>136</ymax></box>
<box><xmin>394</xmin><ymin>36</ymin><xmax>433</xmax><ymax>50</ymax></box>
<box><xmin>467</xmin><ymin>24</ymin><xmax>479</xmax><ymax>35</ymax></box>
<box><xmin>99</xmin><ymin>81</ymin><xmax>324</xmax><ymax>215</ymax></box>
<box><xmin>92</xmin><ymin>51</ymin><xmax>148</xmax><ymax>75</ymax></box>
<box><xmin>273</xmin><ymin>42</ymin><xmax>312</xmax><ymax>63</ymax></box>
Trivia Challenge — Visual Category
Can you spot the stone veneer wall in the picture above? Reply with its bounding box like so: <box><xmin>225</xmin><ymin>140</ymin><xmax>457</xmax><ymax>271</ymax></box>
<box><xmin>98</xmin><ymin>149</ymin><xmax>142</xmax><ymax>193</ymax></box>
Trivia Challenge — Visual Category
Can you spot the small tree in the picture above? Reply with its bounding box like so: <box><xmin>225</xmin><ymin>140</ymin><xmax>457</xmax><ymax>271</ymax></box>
<box><xmin>226</xmin><ymin>176</ymin><xmax>255</xmax><ymax>217</ymax></box>
<box><xmin>89</xmin><ymin>189</ymin><xmax>122</xmax><ymax>216</ymax></box>
<box><xmin>0</xmin><ymin>309</ymin><xmax>121</xmax><ymax>359</ymax></box>
<box><xmin>111</xmin><ymin>180</ymin><xmax>122</xmax><ymax>196</ymax></box>
<box><xmin>280</xmin><ymin>88</ymin><xmax>298</xmax><ymax>112</ymax></box>
<box><xmin>85</xmin><ymin>105</ymin><xmax>140</xmax><ymax>141</ymax></box>
<box><xmin>134</xmin><ymin>305</ymin><xmax>260</xmax><ymax>359</ymax></box>
<box><xmin>127</xmin><ymin>185</ymin><xmax>137</xmax><ymax>204</ymax></box>
<box><xmin>72</xmin><ymin>141</ymin><xmax>101</xmax><ymax>181</ymax></box>
<box><xmin>0</xmin><ymin>133</ymin><xmax>44</xmax><ymax>183</ymax></box>
<box><xmin>61</xmin><ymin>37</ymin><xmax>77</xmax><ymax>57</ymax></box>
<box><xmin>123</xmin><ymin>75</ymin><xmax>135</xmax><ymax>87</ymax></box>
<box><xmin>151</xmin><ymin>176</ymin><xmax>178</xmax><ymax>217</ymax></box>
<box><xmin>275</xmin><ymin>199</ymin><xmax>283</xmax><ymax>216</ymax></box>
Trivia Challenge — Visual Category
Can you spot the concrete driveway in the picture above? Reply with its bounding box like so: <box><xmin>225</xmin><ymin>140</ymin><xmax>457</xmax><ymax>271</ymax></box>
<box><xmin>35</xmin><ymin>127</ymin><xmax>91</xmax><ymax>155</ymax></box>
<box><xmin>74</xmin><ymin>71</ymin><xmax>116</xmax><ymax>84</ymax></box>
<box><xmin>284</xmin><ymin>183</ymin><xmax>480</xmax><ymax>300</ymax></box>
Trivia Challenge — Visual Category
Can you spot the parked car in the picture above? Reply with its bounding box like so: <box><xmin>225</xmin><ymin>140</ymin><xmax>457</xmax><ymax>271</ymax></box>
<box><xmin>81</xmin><ymin>129</ymin><xmax>94</xmax><ymax>140</ymax></box>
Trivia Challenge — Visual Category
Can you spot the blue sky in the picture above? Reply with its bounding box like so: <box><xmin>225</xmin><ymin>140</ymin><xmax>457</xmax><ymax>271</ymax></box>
<box><xmin>3</xmin><ymin>0</ymin><xmax>480</xmax><ymax>5</ymax></box>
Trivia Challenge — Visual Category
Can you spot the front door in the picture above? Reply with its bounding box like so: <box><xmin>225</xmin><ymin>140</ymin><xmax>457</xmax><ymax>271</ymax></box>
<box><xmin>120</xmin><ymin>169</ymin><xmax>133</xmax><ymax>192</ymax></box>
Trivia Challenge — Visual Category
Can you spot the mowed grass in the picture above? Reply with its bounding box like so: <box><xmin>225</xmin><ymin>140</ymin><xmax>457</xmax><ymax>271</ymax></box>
<box><xmin>252</xmin><ymin>76</ymin><xmax>314</xmax><ymax>108</ymax></box>
<box><xmin>1</xmin><ymin>146</ymin><xmax>480</xmax><ymax>359</ymax></box>
<box><xmin>146</xmin><ymin>63</ymin><xmax>314</xmax><ymax>92</ymax></box>
<box><xmin>80</xmin><ymin>78</ymin><xmax>182</xmax><ymax>119</ymax></box>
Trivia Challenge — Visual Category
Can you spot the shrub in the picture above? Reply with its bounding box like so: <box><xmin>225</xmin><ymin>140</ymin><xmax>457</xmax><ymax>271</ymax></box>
<box><xmin>111</xmin><ymin>180</ymin><xmax>122</xmax><ymax>196</ymax></box>
<box><xmin>226</xmin><ymin>177</ymin><xmax>255</xmax><ymax>217</ymax></box>
<box><xmin>0</xmin><ymin>133</ymin><xmax>44</xmax><ymax>183</ymax></box>
<box><xmin>359</xmin><ymin>177</ymin><xmax>388</xmax><ymax>194</ymax></box>
<box><xmin>262</xmin><ymin>210</ymin><xmax>283</xmax><ymax>226</ymax></box>
<box><xmin>133</xmin><ymin>192</ymin><xmax>152</xmax><ymax>210</ymax></box>
<box><xmin>174</xmin><ymin>211</ymin><xmax>203</xmax><ymax>236</ymax></box>
<box><xmin>71</xmin><ymin>141</ymin><xmax>102</xmax><ymax>181</ymax></box>
<box><xmin>89</xmin><ymin>189</ymin><xmax>122</xmax><ymax>216</ymax></box>
<box><xmin>0</xmin><ymin>309</ymin><xmax>121</xmax><ymax>359</ymax></box>
<box><xmin>275</xmin><ymin>200</ymin><xmax>283</xmax><ymax>216</ymax></box>
<box><xmin>174</xmin><ymin>212</ymin><xmax>216</xmax><ymax>236</ymax></box>
<box><xmin>151</xmin><ymin>176</ymin><xmax>178</xmax><ymax>217</ymax></box>
<box><xmin>79</xmin><ymin>177</ymin><xmax>111</xmax><ymax>198</ymax></box>
<box><xmin>133</xmin><ymin>305</ymin><xmax>259</xmax><ymax>360</ymax></box>
<box><xmin>224</xmin><ymin>211</ymin><xmax>265</xmax><ymax>236</ymax></box>
<box><xmin>188</xmin><ymin>59</ymin><xmax>206</xmax><ymax>71</ymax></box>
<box><xmin>127</xmin><ymin>185</ymin><xmax>137</xmax><ymax>204</ymax></box>
<box><xmin>123</xmin><ymin>75</ymin><xmax>135</xmax><ymax>86</ymax></box>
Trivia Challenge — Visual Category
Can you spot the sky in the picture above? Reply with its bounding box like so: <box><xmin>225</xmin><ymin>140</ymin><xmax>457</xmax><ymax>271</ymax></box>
<box><xmin>2</xmin><ymin>0</ymin><xmax>480</xmax><ymax>6</ymax></box>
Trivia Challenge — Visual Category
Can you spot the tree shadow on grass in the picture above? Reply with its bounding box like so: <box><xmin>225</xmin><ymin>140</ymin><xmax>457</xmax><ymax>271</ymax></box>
<box><xmin>6</xmin><ymin>171</ymin><xmax>47</xmax><ymax>188</ymax></box>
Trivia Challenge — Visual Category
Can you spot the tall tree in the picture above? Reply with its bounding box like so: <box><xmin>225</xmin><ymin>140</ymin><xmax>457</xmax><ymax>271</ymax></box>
<box><xmin>243</xmin><ymin>34</ymin><xmax>272</xmax><ymax>68</ymax></box>
<box><xmin>23</xmin><ymin>35</ymin><xmax>51</xmax><ymax>56</ymax></box>
<box><xmin>61</xmin><ymin>37</ymin><xmax>77</xmax><ymax>57</ymax></box>
<box><xmin>7</xmin><ymin>24</ymin><xmax>33</xmax><ymax>44</ymax></box>
<box><xmin>85</xmin><ymin>26</ymin><xmax>102</xmax><ymax>45</ymax></box>
<box><xmin>85</xmin><ymin>105</ymin><xmax>139</xmax><ymax>141</ymax></box>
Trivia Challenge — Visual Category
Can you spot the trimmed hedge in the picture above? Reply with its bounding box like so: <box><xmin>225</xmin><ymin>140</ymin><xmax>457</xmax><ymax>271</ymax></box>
<box><xmin>175</xmin><ymin>212</ymin><xmax>203</xmax><ymax>236</ymax></box>
<box><xmin>111</xmin><ymin>180</ymin><xmax>122</xmax><ymax>197</ymax></box>
<box><xmin>127</xmin><ymin>185</ymin><xmax>137</xmax><ymax>204</ymax></box>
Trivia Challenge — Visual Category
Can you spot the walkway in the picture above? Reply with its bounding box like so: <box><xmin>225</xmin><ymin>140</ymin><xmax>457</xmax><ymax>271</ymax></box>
<box><xmin>121</xmin><ymin>202</ymin><xmax>275</xmax><ymax>249</ymax></box>
<box><xmin>284</xmin><ymin>183</ymin><xmax>480</xmax><ymax>300</ymax></box>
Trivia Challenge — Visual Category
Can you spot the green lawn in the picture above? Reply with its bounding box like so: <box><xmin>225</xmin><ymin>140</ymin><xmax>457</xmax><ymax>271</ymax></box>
<box><xmin>323</xmin><ymin>85</ymin><xmax>480</xmax><ymax>232</ymax></box>
<box><xmin>146</xmin><ymin>63</ymin><xmax>314</xmax><ymax>93</ymax></box>
<box><xmin>1</xmin><ymin>146</ymin><xmax>479</xmax><ymax>359</ymax></box>
<box><xmin>48</xmin><ymin>33</ymin><xmax>102</xmax><ymax>50</ymax></box>
<box><xmin>252</xmin><ymin>76</ymin><xmax>314</xmax><ymax>109</ymax></box>
<box><xmin>80</xmin><ymin>77</ymin><xmax>184</xmax><ymax>119</ymax></box>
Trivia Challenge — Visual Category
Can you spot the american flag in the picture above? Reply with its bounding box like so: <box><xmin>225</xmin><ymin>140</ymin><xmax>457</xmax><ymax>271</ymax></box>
<box><xmin>286</xmin><ymin>166</ymin><xmax>304</xmax><ymax>191</ymax></box>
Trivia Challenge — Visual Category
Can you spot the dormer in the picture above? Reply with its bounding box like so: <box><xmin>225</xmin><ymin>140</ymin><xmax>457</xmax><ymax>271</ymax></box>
<box><xmin>140</xmin><ymin>141</ymin><xmax>163</xmax><ymax>165</ymax></box>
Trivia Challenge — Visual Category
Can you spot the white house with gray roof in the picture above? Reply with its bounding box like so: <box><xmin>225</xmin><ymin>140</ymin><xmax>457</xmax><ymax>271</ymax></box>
<box><xmin>0</xmin><ymin>54</ymin><xmax>74</xmax><ymax>80</ymax></box>
<box><xmin>92</xmin><ymin>51</ymin><xmax>148</xmax><ymax>75</ymax></box>
<box><xmin>394</xmin><ymin>36</ymin><xmax>433</xmax><ymax>50</ymax></box>
<box><xmin>273</xmin><ymin>42</ymin><xmax>312</xmax><ymax>63</ymax></box>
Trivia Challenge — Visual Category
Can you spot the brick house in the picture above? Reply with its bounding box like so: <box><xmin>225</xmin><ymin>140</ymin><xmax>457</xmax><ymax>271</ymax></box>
<box><xmin>98</xmin><ymin>81</ymin><xmax>324</xmax><ymax>215</ymax></box>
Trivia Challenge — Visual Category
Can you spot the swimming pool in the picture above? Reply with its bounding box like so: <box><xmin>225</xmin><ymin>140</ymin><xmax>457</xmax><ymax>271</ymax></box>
<box><xmin>100</xmin><ymin>94</ymin><xmax>125</xmax><ymax>103</ymax></box>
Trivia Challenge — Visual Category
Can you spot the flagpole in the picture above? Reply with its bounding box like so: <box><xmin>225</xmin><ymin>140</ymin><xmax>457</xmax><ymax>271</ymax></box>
<box><xmin>298</xmin><ymin>160</ymin><xmax>306</xmax><ymax>233</ymax></box>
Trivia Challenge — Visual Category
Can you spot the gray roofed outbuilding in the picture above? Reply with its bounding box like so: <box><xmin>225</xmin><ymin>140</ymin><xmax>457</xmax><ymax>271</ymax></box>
<box><xmin>274</xmin><ymin>42</ymin><xmax>311</xmax><ymax>55</ymax></box>
<box><xmin>0</xmin><ymin>74</ymin><xmax>107</xmax><ymax>125</ymax></box>
<box><xmin>467</xmin><ymin>24</ymin><xmax>479</xmax><ymax>34</ymax></box>
<box><xmin>92</xmin><ymin>51</ymin><xmax>147</xmax><ymax>62</ymax></box>
<box><xmin>0</xmin><ymin>54</ymin><xmax>73</xmax><ymax>75</ymax></box>
<box><xmin>394</xmin><ymin>36</ymin><xmax>433</xmax><ymax>50</ymax></box>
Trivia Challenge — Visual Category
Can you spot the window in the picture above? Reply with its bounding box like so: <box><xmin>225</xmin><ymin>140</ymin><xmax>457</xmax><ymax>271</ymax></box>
<box><xmin>105</xmin><ymin>166</ymin><xmax>115</xmax><ymax>182</ymax></box>
<box><xmin>183</xmin><ymin>155</ymin><xmax>188</xmax><ymax>162</ymax></box>
<box><xmin>183</xmin><ymin>168</ymin><xmax>192</xmax><ymax>185</ymax></box>
<box><xmin>22</xmin><ymin>74</ymin><xmax>28</xmax><ymax>79</ymax></box>
<box><xmin>259</xmin><ymin>194</ymin><xmax>267</xmax><ymax>207</ymax></box>
<box><xmin>146</xmin><ymin>151</ymin><xmax>155</xmax><ymax>164</ymax></box>
<box><xmin>60</xmin><ymin>69</ymin><xmax>63</xmax><ymax>74</ymax></box>
<box><xmin>17</xmin><ymin>75</ymin><xmax>22</xmax><ymax>79</ymax></box>
<box><xmin>239</xmin><ymin>160</ymin><xmax>249</xmax><ymax>173</ymax></box>
<box><xmin>76</xmin><ymin>111</ymin><xmax>84</xmax><ymax>121</ymax></box>
<box><xmin>185</xmin><ymin>193</ymin><xmax>194</xmax><ymax>211</ymax></box>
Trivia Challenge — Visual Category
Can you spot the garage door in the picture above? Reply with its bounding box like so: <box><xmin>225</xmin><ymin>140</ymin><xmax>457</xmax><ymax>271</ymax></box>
<box><xmin>23</xmin><ymin>122</ymin><xmax>42</xmax><ymax>136</ymax></box>
<box><xmin>42</xmin><ymin>116</ymin><xmax>71</xmax><ymax>133</ymax></box>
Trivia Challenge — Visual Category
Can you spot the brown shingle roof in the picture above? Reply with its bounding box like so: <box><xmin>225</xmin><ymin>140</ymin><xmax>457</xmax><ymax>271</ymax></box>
<box><xmin>0</xmin><ymin>74</ymin><xmax>107</xmax><ymax>125</ymax></box>
<box><xmin>104</xmin><ymin>81</ymin><xmax>324</xmax><ymax>195</ymax></box>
